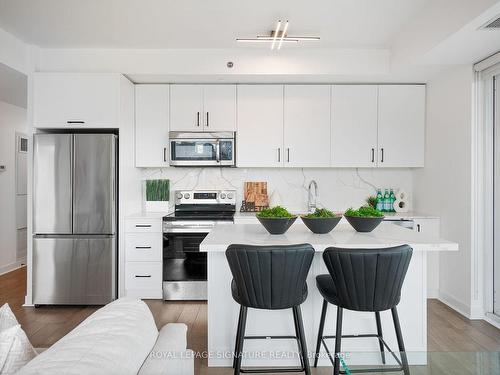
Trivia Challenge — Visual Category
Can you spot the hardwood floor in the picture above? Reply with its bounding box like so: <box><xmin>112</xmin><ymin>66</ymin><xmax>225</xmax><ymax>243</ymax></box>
<box><xmin>2</xmin><ymin>266</ymin><xmax>500</xmax><ymax>374</ymax></box>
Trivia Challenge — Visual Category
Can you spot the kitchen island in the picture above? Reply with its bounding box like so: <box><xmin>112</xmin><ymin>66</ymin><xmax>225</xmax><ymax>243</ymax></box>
<box><xmin>200</xmin><ymin>222</ymin><xmax>458</xmax><ymax>368</ymax></box>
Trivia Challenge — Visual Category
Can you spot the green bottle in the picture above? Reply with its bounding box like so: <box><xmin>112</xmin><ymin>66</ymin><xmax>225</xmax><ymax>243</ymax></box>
<box><xmin>383</xmin><ymin>189</ymin><xmax>390</xmax><ymax>212</ymax></box>
<box><xmin>376</xmin><ymin>189</ymin><xmax>383</xmax><ymax>212</ymax></box>
<box><xmin>389</xmin><ymin>189</ymin><xmax>396</xmax><ymax>212</ymax></box>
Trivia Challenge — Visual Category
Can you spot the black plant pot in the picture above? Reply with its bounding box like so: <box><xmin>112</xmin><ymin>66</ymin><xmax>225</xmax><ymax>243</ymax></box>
<box><xmin>257</xmin><ymin>216</ymin><xmax>297</xmax><ymax>235</ymax></box>
<box><xmin>344</xmin><ymin>215</ymin><xmax>384</xmax><ymax>233</ymax></box>
<box><xmin>301</xmin><ymin>216</ymin><xmax>342</xmax><ymax>234</ymax></box>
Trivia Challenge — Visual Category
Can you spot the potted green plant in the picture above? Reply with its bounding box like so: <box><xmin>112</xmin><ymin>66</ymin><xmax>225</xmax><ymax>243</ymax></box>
<box><xmin>344</xmin><ymin>205</ymin><xmax>384</xmax><ymax>232</ymax></box>
<box><xmin>144</xmin><ymin>179</ymin><xmax>170</xmax><ymax>212</ymax></box>
<box><xmin>256</xmin><ymin>206</ymin><xmax>297</xmax><ymax>235</ymax></box>
<box><xmin>301</xmin><ymin>208</ymin><xmax>342</xmax><ymax>234</ymax></box>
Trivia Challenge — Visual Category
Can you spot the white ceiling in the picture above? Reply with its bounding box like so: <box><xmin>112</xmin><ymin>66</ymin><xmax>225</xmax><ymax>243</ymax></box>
<box><xmin>0</xmin><ymin>0</ymin><xmax>431</xmax><ymax>49</ymax></box>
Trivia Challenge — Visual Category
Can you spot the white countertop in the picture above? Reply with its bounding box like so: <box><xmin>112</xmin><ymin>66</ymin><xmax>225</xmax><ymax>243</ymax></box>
<box><xmin>234</xmin><ymin>210</ymin><xmax>439</xmax><ymax>220</ymax></box>
<box><xmin>127</xmin><ymin>211</ymin><xmax>171</xmax><ymax>219</ymax></box>
<box><xmin>200</xmin><ymin>221</ymin><xmax>458</xmax><ymax>252</ymax></box>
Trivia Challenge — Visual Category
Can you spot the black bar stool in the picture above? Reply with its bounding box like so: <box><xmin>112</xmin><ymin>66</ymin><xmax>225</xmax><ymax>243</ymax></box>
<box><xmin>226</xmin><ymin>244</ymin><xmax>315</xmax><ymax>375</ymax></box>
<box><xmin>313</xmin><ymin>245</ymin><xmax>413</xmax><ymax>375</ymax></box>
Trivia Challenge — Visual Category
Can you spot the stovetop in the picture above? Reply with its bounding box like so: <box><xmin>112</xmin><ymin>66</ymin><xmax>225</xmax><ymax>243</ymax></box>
<box><xmin>163</xmin><ymin>189</ymin><xmax>236</xmax><ymax>222</ymax></box>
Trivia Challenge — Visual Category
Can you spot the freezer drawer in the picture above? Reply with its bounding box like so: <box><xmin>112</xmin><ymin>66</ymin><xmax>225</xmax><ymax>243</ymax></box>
<box><xmin>33</xmin><ymin>236</ymin><xmax>116</xmax><ymax>305</ymax></box>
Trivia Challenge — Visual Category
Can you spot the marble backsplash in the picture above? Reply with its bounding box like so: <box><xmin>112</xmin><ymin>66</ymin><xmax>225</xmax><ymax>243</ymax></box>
<box><xmin>140</xmin><ymin>167</ymin><xmax>413</xmax><ymax>213</ymax></box>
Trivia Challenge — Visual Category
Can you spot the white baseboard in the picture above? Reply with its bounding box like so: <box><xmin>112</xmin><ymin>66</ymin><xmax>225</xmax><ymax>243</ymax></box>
<box><xmin>438</xmin><ymin>291</ymin><xmax>471</xmax><ymax>319</ymax></box>
<box><xmin>484</xmin><ymin>313</ymin><xmax>500</xmax><ymax>329</ymax></box>
<box><xmin>0</xmin><ymin>259</ymin><xmax>26</xmax><ymax>276</ymax></box>
<box><xmin>427</xmin><ymin>289</ymin><xmax>439</xmax><ymax>299</ymax></box>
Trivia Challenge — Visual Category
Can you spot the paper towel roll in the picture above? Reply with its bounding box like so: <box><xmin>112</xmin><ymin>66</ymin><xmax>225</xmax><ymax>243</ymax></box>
<box><xmin>393</xmin><ymin>190</ymin><xmax>409</xmax><ymax>213</ymax></box>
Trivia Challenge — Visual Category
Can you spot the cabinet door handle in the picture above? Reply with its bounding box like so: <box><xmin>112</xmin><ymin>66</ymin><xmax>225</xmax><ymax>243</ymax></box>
<box><xmin>287</xmin><ymin>148</ymin><xmax>290</xmax><ymax>162</ymax></box>
<box><xmin>278</xmin><ymin>148</ymin><xmax>281</xmax><ymax>162</ymax></box>
<box><xmin>135</xmin><ymin>246</ymin><xmax>152</xmax><ymax>249</ymax></box>
<box><xmin>163</xmin><ymin>147</ymin><xmax>167</xmax><ymax>162</ymax></box>
<box><xmin>135</xmin><ymin>275</ymin><xmax>151</xmax><ymax>278</ymax></box>
<box><xmin>417</xmin><ymin>224</ymin><xmax>421</xmax><ymax>232</ymax></box>
<box><xmin>197</xmin><ymin>112</ymin><xmax>200</xmax><ymax>127</ymax></box>
<box><xmin>135</xmin><ymin>224</ymin><xmax>151</xmax><ymax>228</ymax></box>
<box><xmin>371</xmin><ymin>148</ymin><xmax>375</xmax><ymax>163</ymax></box>
<box><xmin>381</xmin><ymin>148</ymin><xmax>384</xmax><ymax>163</ymax></box>
<box><xmin>67</xmin><ymin>120</ymin><xmax>85</xmax><ymax>125</ymax></box>
<box><xmin>206</xmin><ymin>112</ymin><xmax>209</xmax><ymax>127</ymax></box>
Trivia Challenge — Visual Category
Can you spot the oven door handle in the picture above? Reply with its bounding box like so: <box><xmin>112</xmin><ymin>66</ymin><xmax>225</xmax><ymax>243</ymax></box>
<box><xmin>215</xmin><ymin>139</ymin><xmax>220</xmax><ymax>163</ymax></box>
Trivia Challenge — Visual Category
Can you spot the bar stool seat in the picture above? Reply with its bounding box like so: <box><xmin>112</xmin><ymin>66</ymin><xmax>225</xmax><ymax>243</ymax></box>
<box><xmin>315</xmin><ymin>274</ymin><xmax>339</xmax><ymax>306</ymax></box>
<box><xmin>226</xmin><ymin>243</ymin><xmax>315</xmax><ymax>375</ymax></box>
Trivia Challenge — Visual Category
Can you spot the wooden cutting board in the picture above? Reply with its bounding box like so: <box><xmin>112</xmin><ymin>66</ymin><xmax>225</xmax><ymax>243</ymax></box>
<box><xmin>244</xmin><ymin>181</ymin><xmax>269</xmax><ymax>208</ymax></box>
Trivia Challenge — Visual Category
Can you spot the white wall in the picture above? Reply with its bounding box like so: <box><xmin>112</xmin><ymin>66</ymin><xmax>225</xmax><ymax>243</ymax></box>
<box><xmin>0</xmin><ymin>101</ymin><xmax>28</xmax><ymax>274</ymax></box>
<box><xmin>413</xmin><ymin>65</ymin><xmax>474</xmax><ymax>316</ymax></box>
<box><xmin>141</xmin><ymin>167</ymin><xmax>413</xmax><ymax>213</ymax></box>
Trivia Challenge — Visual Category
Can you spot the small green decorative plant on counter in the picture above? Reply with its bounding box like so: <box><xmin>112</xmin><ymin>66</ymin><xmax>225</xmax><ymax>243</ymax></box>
<box><xmin>256</xmin><ymin>206</ymin><xmax>295</xmax><ymax>219</ymax></box>
<box><xmin>301</xmin><ymin>208</ymin><xmax>342</xmax><ymax>234</ymax></box>
<box><xmin>344</xmin><ymin>205</ymin><xmax>384</xmax><ymax>232</ymax></box>
<box><xmin>366</xmin><ymin>196</ymin><xmax>378</xmax><ymax>209</ymax></box>
<box><xmin>144</xmin><ymin>179</ymin><xmax>170</xmax><ymax>212</ymax></box>
<box><xmin>256</xmin><ymin>206</ymin><xmax>297</xmax><ymax>235</ymax></box>
<box><xmin>303</xmin><ymin>208</ymin><xmax>341</xmax><ymax>219</ymax></box>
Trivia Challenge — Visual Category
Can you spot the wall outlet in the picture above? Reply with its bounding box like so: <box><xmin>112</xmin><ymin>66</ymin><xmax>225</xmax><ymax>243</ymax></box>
<box><xmin>0</xmin><ymin>165</ymin><xmax>6</xmax><ymax>172</ymax></box>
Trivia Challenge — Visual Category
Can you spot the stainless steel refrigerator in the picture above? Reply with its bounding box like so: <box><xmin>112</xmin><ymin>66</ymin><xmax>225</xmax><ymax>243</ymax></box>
<box><xmin>33</xmin><ymin>133</ymin><xmax>117</xmax><ymax>305</ymax></box>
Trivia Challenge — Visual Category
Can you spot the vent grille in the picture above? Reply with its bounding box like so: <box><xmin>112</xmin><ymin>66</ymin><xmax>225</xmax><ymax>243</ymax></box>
<box><xmin>482</xmin><ymin>16</ymin><xmax>500</xmax><ymax>29</ymax></box>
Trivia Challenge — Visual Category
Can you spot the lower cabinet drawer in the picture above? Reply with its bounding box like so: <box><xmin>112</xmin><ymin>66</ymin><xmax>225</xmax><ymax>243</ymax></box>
<box><xmin>125</xmin><ymin>233</ymin><xmax>162</xmax><ymax>262</ymax></box>
<box><xmin>125</xmin><ymin>262</ymin><xmax>162</xmax><ymax>290</ymax></box>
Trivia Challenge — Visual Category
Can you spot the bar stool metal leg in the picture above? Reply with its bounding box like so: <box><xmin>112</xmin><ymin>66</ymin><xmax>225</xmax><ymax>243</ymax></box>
<box><xmin>293</xmin><ymin>305</ymin><xmax>311</xmax><ymax>375</ymax></box>
<box><xmin>233</xmin><ymin>306</ymin><xmax>245</xmax><ymax>368</ymax></box>
<box><xmin>292</xmin><ymin>308</ymin><xmax>305</xmax><ymax>370</ymax></box>
<box><xmin>375</xmin><ymin>311</ymin><xmax>386</xmax><ymax>365</ymax></box>
<box><xmin>314</xmin><ymin>299</ymin><xmax>328</xmax><ymax>368</ymax></box>
<box><xmin>234</xmin><ymin>306</ymin><xmax>248</xmax><ymax>375</ymax></box>
<box><xmin>391</xmin><ymin>307</ymin><xmax>410</xmax><ymax>375</ymax></box>
<box><xmin>333</xmin><ymin>307</ymin><xmax>343</xmax><ymax>375</ymax></box>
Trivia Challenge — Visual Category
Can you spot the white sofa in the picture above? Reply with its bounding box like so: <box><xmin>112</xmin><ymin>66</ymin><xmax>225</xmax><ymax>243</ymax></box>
<box><xmin>17</xmin><ymin>298</ymin><xmax>194</xmax><ymax>375</ymax></box>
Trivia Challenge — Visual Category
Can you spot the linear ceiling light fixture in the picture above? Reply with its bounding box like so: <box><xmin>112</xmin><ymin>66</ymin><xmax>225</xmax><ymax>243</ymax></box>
<box><xmin>236</xmin><ymin>20</ymin><xmax>320</xmax><ymax>50</ymax></box>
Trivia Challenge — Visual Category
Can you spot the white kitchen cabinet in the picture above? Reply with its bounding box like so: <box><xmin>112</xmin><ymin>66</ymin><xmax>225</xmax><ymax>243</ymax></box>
<box><xmin>377</xmin><ymin>85</ymin><xmax>425</xmax><ymax>167</ymax></box>
<box><xmin>169</xmin><ymin>85</ymin><xmax>203</xmax><ymax>131</ymax></box>
<box><xmin>284</xmin><ymin>85</ymin><xmax>331</xmax><ymax>167</ymax></box>
<box><xmin>413</xmin><ymin>218</ymin><xmax>440</xmax><ymax>298</ymax></box>
<box><xmin>331</xmin><ymin>85</ymin><xmax>378</xmax><ymax>167</ymax></box>
<box><xmin>170</xmin><ymin>84</ymin><xmax>236</xmax><ymax>132</ymax></box>
<box><xmin>135</xmin><ymin>84</ymin><xmax>169</xmax><ymax>167</ymax></box>
<box><xmin>125</xmin><ymin>215</ymin><xmax>163</xmax><ymax>299</ymax></box>
<box><xmin>33</xmin><ymin>73</ymin><xmax>121</xmax><ymax>128</ymax></box>
<box><xmin>237</xmin><ymin>85</ymin><xmax>284</xmax><ymax>167</ymax></box>
<box><xmin>203</xmin><ymin>85</ymin><xmax>236</xmax><ymax>131</ymax></box>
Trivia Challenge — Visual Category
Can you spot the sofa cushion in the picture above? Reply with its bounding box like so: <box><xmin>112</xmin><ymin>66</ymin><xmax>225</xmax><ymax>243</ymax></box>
<box><xmin>0</xmin><ymin>325</ymin><xmax>37</xmax><ymax>374</ymax></box>
<box><xmin>18</xmin><ymin>298</ymin><xmax>158</xmax><ymax>375</ymax></box>
<box><xmin>0</xmin><ymin>304</ymin><xmax>18</xmax><ymax>332</ymax></box>
<box><xmin>138</xmin><ymin>324</ymin><xmax>193</xmax><ymax>375</ymax></box>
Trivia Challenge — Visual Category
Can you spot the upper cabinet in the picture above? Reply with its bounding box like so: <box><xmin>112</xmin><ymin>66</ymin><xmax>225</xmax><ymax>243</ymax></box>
<box><xmin>135</xmin><ymin>85</ymin><xmax>169</xmax><ymax>168</ymax></box>
<box><xmin>237</xmin><ymin>85</ymin><xmax>284</xmax><ymax>167</ymax></box>
<box><xmin>170</xmin><ymin>84</ymin><xmax>236</xmax><ymax>132</ymax></box>
<box><xmin>283</xmin><ymin>85</ymin><xmax>331</xmax><ymax>168</ymax></box>
<box><xmin>33</xmin><ymin>73</ymin><xmax>122</xmax><ymax>128</ymax></box>
<box><xmin>377</xmin><ymin>85</ymin><xmax>425</xmax><ymax>168</ymax></box>
<box><xmin>331</xmin><ymin>85</ymin><xmax>378</xmax><ymax>168</ymax></box>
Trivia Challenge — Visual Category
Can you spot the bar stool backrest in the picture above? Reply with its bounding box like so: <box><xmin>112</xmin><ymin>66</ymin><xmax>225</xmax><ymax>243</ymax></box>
<box><xmin>226</xmin><ymin>244</ymin><xmax>315</xmax><ymax>310</ymax></box>
<box><xmin>322</xmin><ymin>245</ymin><xmax>413</xmax><ymax>312</ymax></box>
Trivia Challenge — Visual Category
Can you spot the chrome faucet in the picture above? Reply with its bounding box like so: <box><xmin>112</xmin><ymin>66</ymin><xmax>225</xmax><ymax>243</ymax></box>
<box><xmin>308</xmin><ymin>180</ymin><xmax>318</xmax><ymax>213</ymax></box>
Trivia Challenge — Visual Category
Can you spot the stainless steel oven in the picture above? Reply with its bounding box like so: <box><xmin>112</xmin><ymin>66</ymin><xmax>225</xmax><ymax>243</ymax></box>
<box><xmin>162</xmin><ymin>190</ymin><xmax>236</xmax><ymax>300</ymax></box>
<box><xmin>169</xmin><ymin>131</ymin><xmax>236</xmax><ymax>167</ymax></box>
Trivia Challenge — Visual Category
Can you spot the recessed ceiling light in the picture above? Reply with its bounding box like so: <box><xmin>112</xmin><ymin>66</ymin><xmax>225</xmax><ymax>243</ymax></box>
<box><xmin>237</xmin><ymin>20</ymin><xmax>320</xmax><ymax>50</ymax></box>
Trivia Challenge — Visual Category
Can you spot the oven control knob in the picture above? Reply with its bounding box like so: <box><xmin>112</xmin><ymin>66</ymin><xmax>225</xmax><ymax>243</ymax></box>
<box><xmin>220</xmin><ymin>193</ymin><xmax>226</xmax><ymax>199</ymax></box>
<box><xmin>227</xmin><ymin>193</ymin><xmax>234</xmax><ymax>200</ymax></box>
<box><xmin>176</xmin><ymin>192</ymin><xmax>183</xmax><ymax>199</ymax></box>
<box><xmin>184</xmin><ymin>193</ymin><xmax>190</xmax><ymax>199</ymax></box>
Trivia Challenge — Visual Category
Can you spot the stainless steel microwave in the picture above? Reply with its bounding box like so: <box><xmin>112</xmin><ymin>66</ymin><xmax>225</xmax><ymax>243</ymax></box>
<box><xmin>169</xmin><ymin>132</ymin><xmax>236</xmax><ymax>167</ymax></box>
